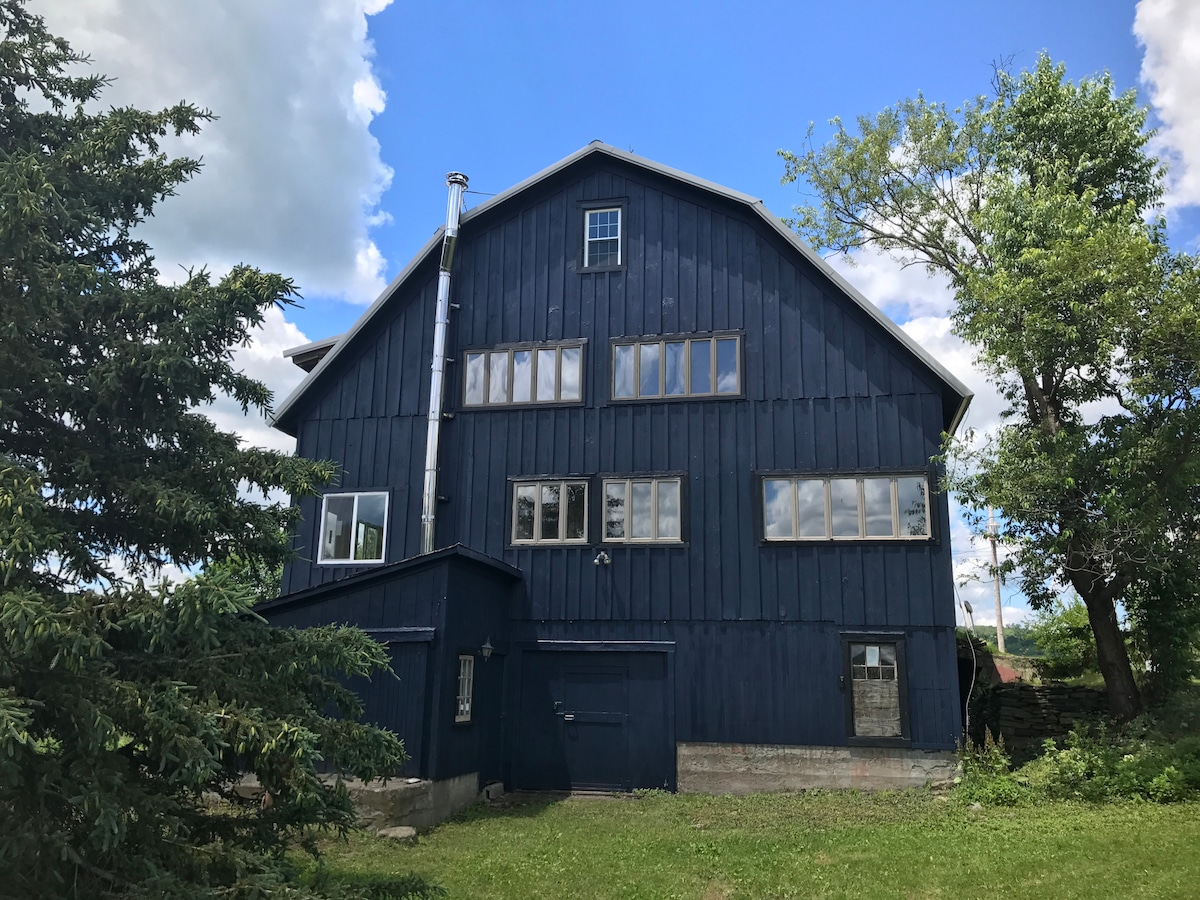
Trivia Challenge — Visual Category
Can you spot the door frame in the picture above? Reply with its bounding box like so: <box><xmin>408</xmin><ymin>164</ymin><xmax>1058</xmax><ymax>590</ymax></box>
<box><xmin>839</xmin><ymin>630</ymin><xmax>911</xmax><ymax>747</ymax></box>
<box><xmin>506</xmin><ymin>640</ymin><xmax>676</xmax><ymax>790</ymax></box>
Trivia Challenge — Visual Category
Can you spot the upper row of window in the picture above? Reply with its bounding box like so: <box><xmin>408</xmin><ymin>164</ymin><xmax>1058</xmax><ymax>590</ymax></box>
<box><xmin>463</xmin><ymin>334</ymin><xmax>741</xmax><ymax>407</ymax></box>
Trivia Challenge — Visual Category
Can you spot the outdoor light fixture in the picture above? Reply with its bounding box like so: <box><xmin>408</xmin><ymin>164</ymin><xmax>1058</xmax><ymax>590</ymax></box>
<box><xmin>593</xmin><ymin>551</ymin><xmax>611</xmax><ymax>566</ymax></box>
<box><xmin>480</xmin><ymin>638</ymin><xmax>493</xmax><ymax>661</ymax></box>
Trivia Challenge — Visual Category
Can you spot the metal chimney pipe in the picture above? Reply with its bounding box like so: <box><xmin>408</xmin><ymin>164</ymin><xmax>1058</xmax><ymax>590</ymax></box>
<box><xmin>420</xmin><ymin>171</ymin><xmax>468</xmax><ymax>554</ymax></box>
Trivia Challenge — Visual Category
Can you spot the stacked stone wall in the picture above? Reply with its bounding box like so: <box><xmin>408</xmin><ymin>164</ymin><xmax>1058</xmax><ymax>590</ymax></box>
<box><xmin>970</xmin><ymin>683</ymin><xmax>1108</xmax><ymax>758</ymax></box>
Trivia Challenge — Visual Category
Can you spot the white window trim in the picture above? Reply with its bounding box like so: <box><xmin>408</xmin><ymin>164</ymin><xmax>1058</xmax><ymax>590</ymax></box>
<box><xmin>762</xmin><ymin>474</ymin><xmax>931</xmax><ymax>542</ymax></box>
<box><xmin>511</xmin><ymin>479</ymin><xmax>589</xmax><ymax>545</ymax></box>
<box><xmin>584</xmin><ymin>207</ymin><xmax>621</xmax><ymax>268</ymax></box>
<box><xmin>317</xmin><ymin>491</ymin><xmax>389</xmax><ymax>564</ymax></box>
<box><xmin>463</xmin><ymin>343</ymin><xmax>585</xmax><ymax>407</ymax></box>
<box><xmin>455</xmin><ymin>654</ymin><xmax>474</xmax><ymax>723</ymax></box>
<box><xmin>602</xmin><ymin>477</ymin><xmax>684</xmax><ymax>544</ymax></box>
<box><xmin>611</xmin><ymin>334</ymin><xmax>741</xmax><ymax>400</ymax></box>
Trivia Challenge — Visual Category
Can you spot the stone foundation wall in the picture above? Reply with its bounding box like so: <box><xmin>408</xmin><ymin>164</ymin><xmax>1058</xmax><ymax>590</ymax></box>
<box><xmin>974</xmin><ymin>684</ymin><xmax>1108</xmax><ymax>757</ymax></box>
<box><xmin>676</xmin><ymin>742</ymin><xmax>957</xmax><ymax>793</ymax></box>
<box><xmin>341</xmin><ymin>772</ymin><xmax>480</xmax><ymax>831</ymax></box>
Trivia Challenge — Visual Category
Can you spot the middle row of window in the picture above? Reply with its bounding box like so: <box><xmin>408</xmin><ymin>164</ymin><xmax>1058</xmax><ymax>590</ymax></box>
<box><xmin>463</xmin><ymin>334</ymin><xmax>741</xmax><ymax>407</ymax></box>
<box><xmin>511</xmin><ymin>473</ymin><xmax>931</xmax><ymax>546</ymax></box>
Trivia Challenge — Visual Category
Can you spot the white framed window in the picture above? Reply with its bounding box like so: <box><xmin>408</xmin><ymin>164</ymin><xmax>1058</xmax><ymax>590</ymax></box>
<box><xmin>603</xmin><ymin>477</ymin><xmax>683</xmax><ymax>543</ymax></box>
<box><xmin>463</xmin><ymin>343</ymin><xmax>584</xmax><ymax>407</ymax></box>
<box><xmin>455</xmin><ymin>654</ymin><xmax>474</xmax><ymax>723</ymax></box>
<box><xmin>318</xmin><ymin>492</ymin><xmax>388</xmax><ymax>563</ymax></box>
<box><xmin>584</xmin><ymin>207</ymin><xmax>621</xmax><ymax>268</ymax></box>
<box><xmin>762</xmin><ymin>474</ymin><xmax>930</xmax><ymax>541</ymax></box>
<box><xmin>612</xmin><ymin>335</ymin><xmax>740</xmax><ymax>400</ymax></box>
<box><xmin>512</xmin><ymin>480</ymin><xmax>588</xmax><ymax>544</ymax></box>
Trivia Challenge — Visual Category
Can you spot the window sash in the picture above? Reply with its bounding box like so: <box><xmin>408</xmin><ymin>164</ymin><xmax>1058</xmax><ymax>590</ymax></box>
<box><xmin>601</xmin><ymin>477</ymin><xmax>683</xmax><ymax>543</ymax></box>
<box><xmin>611</xmin><ymin>335</ymin><xmax>740</xmax><ymax>400</ymax></box>
<box><xmin>455</xmin><ymin>655</ymin><xmax>474</xmax><ymax>723</ymax></box>
<box><xmin>317</xmin><ymin>492</ymin><xmax>388</xmax><ymax>564</ymax></box>
<box><xmin>584</xmin><ymin>208</ymin><xmax>621</xmax><ymax>267</ymax></box>
<box><xmin>761</xmin><ymin>475</ymin><xmax>930</xmax><ymax>541</ymax></box>
<box><xmin>511</xmin><ymin>480</ymin><xmax>589</xmax><ymax>544</ymax></box>
<box><xmin>464</xmin><ymin>344</ymin><xmax>584</xmax><ymax>406</ymax></box>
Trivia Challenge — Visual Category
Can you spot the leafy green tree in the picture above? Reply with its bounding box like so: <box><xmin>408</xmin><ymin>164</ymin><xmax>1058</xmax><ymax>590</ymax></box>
<box><xmin>0</xmin><ymin>3</ymin><xmax>412</xmax><ymax>896</ymax></box>
<box><xmin>1030</xmin><ymin>596</ymin><xmax>1098</xmax><ymax>679</ymax></box>
<box><xmin>781</xmin><ymin>56</ymin><xmax>1200</xmax><ymax>720</ymax></box>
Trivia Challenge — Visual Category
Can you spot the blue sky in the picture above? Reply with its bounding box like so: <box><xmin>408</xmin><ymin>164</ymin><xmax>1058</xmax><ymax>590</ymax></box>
<box><xmin>41</xmin><ymin>0</ymin><xmax>1200</xmax><ymax>621</ymax></box>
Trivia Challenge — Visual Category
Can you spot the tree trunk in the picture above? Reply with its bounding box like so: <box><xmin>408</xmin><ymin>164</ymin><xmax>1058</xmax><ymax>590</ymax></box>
<box><xmin>1079</xmin><ymin>588</ymin><xmax>1142</xmax><ymax>721</ymax></box>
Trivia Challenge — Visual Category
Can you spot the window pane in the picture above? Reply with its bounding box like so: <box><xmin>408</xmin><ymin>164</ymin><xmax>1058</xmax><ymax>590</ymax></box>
<box><xmin>897</xmin><ymin>476</ymin><xmax>929</xmax><ymax>537</ymax></box>
<box><xmin>488</xmin><ymin>352</ymin><xmax>509</xmax><ymax>404</ymax></box>
<box><xmin>322</xmin><ymin>496</ymin><xmax>355</xmax><ymax>560</ymax></box>
<box><xmin>796</xmin><ymin>479</ymin><xmax>827</xmax><ymax>537</ymax></box>
<box><xmin>863</xmin><ymin>478</ymin><xmax>894</xmax><ymax>537</ymax></box>
<box><xmin>605</xmin><ymin>482</ymin><xmax>626</xmax><ymax>538</ymax></box>
<box><xmin>763</xmin><ymin>478</ymin><xmax>794</xmax><ymax>538</ymax></box>
<box><xmin>850</xmin><ymin>644</ymin><xmax>867</xmax><ymax>667</ymax></box>
<box><xmin>464</xmin><ymin>352</ymin><xmax>485</xmax><ymax>405</ymax></box>
<box><xmin>565</xmin><ymin>483</ymin><xmax>586</xmax><ymax>540</ymax></box>
<box><xmin>613</xmin><ymin>345</ymin><xmax>635</xmax><ymax>398</ymax></box>
<box><xmin>829</xmin><ymin>478</ymin><xmax>860</xmax><ymax>537</ymax></box>
<box><xmin>353</xmin><ymin>493</ymin><xmax>387</xmax><ymax>561</ymax></box>
<box><xmin>639</xmin><ymin>343</ymin><xmax>660</xmax><ymax>397</ymax></box>
<box><xmin>716</xmin><ymin>338</ymin><xmax>738</xmax><ymax>393</ymax></box>
<box><xmin>511</xmin><ymin>350</ymin><xmax>532</xmax><ymax>403</ymax></box>
<box><xmin>690</xmin><ymin>339</ymin><xmax>712</xmax><ymax>394</ymax></box>
<box><xmin>865</xmin><ymin>645</ymin><xmax>880</xmax><ymax>666</ymax></box>
<box><xmin>540</xmin><ymin>484</ymin><xmax>561</xmax><ymax>541</ymax></box>
<box><xmin>560</xmin><ymin>346</ymin><xmax>582</xmax><ymax>401</ymax></box>
<box><xmin>536</xmin><ymin>348</ymin><xmax>557</xmax><ymax>401</ymax></box>
<box><xmin>590</xmin><ymin>239</ymin><xmax>618</xmax><ymax>267</ymax></box>
<box><xmin>630</xmin><ymin>481</ymin><xmax>653</xmax><ymax>539</ymax></box>
<box><xmin>879</xmin><ymin>644</ymin><xmax>896</xmax><ymax>666</ymax></box>
<box><xmin>664</xmin><ymin>342</ymin><xmax>686</xmax><ymax>395</ymax></box>
<box><xmin>657</xmin><ymin>480</ymin><xmax>681</xmax><ymax>539</ymax></box>
<box><xmin>514</xmin><ymin>485</ymin><xmax>537</xmax><ymax>541</ymax></box>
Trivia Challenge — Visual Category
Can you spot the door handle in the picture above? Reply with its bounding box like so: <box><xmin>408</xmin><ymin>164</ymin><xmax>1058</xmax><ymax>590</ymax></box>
<box><xmin>562</xmin><ymin>713</ymin><xmax>575</xmax><ymax>721</ymax></box>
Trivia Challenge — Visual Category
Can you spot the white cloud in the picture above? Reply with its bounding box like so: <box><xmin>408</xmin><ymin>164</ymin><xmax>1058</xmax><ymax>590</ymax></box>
<box><xmin>828</xmin><ymin>248</ymin><xmax>1009</xmax><ymax>438</ymax></box>
<box><xmin>34</xmin><ymin>0</ymin><xmax>395</xmax><ymax>305</ymax></box>
<box><xmin>202</xmin><ymin>307</ymin><xmax>309</xmax><ymax>455</ymax></box>
<box><xmin>1136</xmin><ymin>0</ymin><xmax>1200</xmax><ymax>211</ymax></box>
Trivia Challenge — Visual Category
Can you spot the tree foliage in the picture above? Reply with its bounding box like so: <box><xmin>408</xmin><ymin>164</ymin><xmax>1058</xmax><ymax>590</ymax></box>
<box><xmin>781</xmin><ymin>55</ymin><xmax>1200</xmax><ymax>720</ymax></box>
<box><xmin>0</xmin><ymin>3</ymin><xmax>411</xmax><ymax>895</ymax></box>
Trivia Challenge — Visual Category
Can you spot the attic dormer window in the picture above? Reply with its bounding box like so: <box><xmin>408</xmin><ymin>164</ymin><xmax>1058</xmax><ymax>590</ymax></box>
<box><xmin>584</xmin><ymin>207</ymin><xmax>621</xmax><ymax>268</ymax></box>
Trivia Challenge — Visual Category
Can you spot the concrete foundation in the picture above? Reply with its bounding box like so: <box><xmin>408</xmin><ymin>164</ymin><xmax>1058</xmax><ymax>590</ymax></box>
<box><xmin>677</xmin><ymin>742</ymin><xmax>956</xmax><ymax>793</ymax></box>
<box><xmin>340</xmin><ymin>772</ymin><xmax>480</xmax><ymax>831</ymax></box>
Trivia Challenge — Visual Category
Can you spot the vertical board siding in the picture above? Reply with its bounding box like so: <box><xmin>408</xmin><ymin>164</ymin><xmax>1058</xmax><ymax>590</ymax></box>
<box><xmin>278</xmin><ymin>158</ymin><xmax>962</xmax><ymax>749</ymax></box>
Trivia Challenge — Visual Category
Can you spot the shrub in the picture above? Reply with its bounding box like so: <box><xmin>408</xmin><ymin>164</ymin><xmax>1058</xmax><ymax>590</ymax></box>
<box><xmin>956</xmin><ymin>729</ymin><xmax>1028</xmax><ymax>806</ymax></box>
<box><xmin>1022</xmin><ymin>724</ymin><xmax>1200</xmax><ymax>803</ymax></box>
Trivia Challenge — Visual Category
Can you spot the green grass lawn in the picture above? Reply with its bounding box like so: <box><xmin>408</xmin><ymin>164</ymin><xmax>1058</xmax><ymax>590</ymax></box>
<box><xmin>315</xmin><ymin>790</ymin><xmax>1200</xmax><ymax>899</ymax></box>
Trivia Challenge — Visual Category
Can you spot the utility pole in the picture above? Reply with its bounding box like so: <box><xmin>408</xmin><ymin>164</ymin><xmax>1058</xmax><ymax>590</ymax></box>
<box><xmin>987</xmin><ymin>506</ymin><xmax>1005</xmax><ymax>654</ymax></box>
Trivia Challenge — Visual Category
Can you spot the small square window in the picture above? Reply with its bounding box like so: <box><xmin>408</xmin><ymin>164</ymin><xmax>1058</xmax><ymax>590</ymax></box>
<box><xmin>318</xmin><ymin>492</ymin><xmax>388</xmax><ymax>564</ymax></box>
<box><xmin>456</xmin><ymin>655</ymin><xmax>474</xmax><ymax>723</ymax></box>
<box><xmin>584</xmin><ymin>208</ymin><xmax>621</xmax><ymax>268</ymax></box>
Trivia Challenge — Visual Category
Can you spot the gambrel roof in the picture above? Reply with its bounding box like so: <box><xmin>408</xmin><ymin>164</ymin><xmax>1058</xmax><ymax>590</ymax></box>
<box><xmin>272</xmin><ymin>141</ymin><xmax>972</xmax><ymax>435</ymax></box>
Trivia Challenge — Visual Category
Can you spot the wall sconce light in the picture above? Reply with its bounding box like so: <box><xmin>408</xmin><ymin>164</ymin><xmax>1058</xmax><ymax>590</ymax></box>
<box><xmin>593</xmin><ymin>551</ymin><xmax>611</xmax><ymax>566</ymax></box>
<box><xmin>481</xmin><ymin>638</ymin><xmax>494</xmax><ymax>661</ymax></box>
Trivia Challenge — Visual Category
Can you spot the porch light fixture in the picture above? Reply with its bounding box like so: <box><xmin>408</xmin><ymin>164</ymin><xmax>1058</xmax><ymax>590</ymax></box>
<box><xmin>481</xmin><ymin>638</ymin><xmax>494</xmax><ymax>661</ymax></box>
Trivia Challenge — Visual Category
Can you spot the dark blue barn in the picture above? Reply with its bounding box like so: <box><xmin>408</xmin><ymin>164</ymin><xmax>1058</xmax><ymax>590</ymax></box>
<box><xmin>260</xmin><ymin>143</ymin><xmax>972</xmax><ymax>794</ymax></box>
